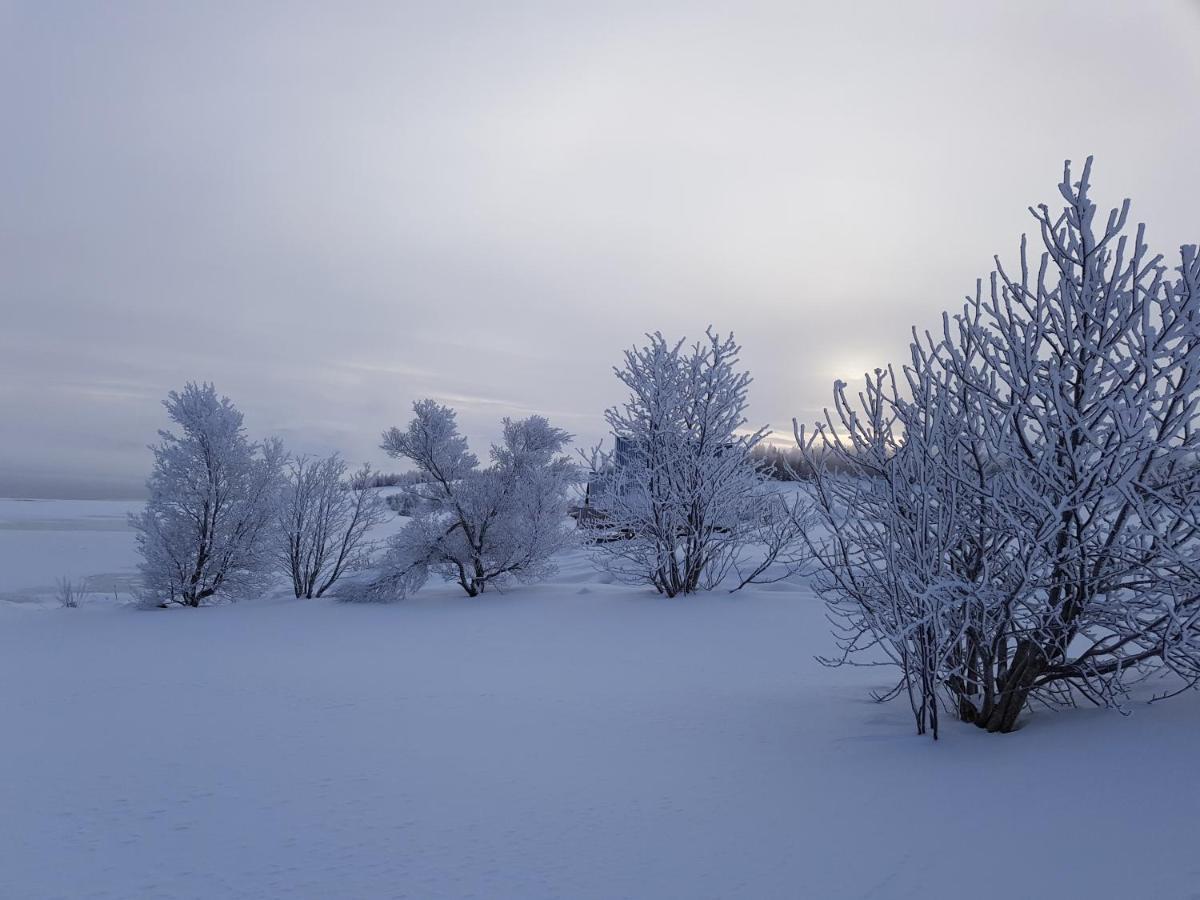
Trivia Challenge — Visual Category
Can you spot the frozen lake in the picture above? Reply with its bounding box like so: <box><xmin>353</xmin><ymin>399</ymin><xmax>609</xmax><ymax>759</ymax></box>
<box><xmin>0</xmin><ymin>498</ymin><xmax>143</xmax><ymax>602</ymax></box>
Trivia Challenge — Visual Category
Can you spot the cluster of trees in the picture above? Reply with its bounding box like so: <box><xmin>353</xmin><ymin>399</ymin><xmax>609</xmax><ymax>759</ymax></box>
<box><xmin>133</xmin><ymin>335</ymin><xmax>802</xmax><ymax>607</ymax></box>
<box><xmin>130</xmin><ymin>385</ymin><xmax>582</xmax><ymax>607</ymax></box>
<box><xmin>130</xmin><ymin>158</ymin><xmax>1200</xmax><ymax>737</ymax></box>
<box><xmin>131</xmin><ymin>384</ymin><xmax>389</xmax><ymax>606</ymax></box>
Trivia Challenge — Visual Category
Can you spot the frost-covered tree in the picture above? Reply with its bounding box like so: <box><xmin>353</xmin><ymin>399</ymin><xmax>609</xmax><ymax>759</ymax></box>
<box><xmin>585</xmin><ymin>329</ymin><xmax>806</xmax><ymax>596</ymax></box>
<box><xmin>277</xmin><ymin>455</ymin><xmax>388</xmax><ymax>598</ymax></box>
<box><xmin>131</xmin><ymin>382</ymin><xmax>284</xmax><ymax>607</ymax></box>
<box><xmin>802</xmin><ymin>159</ymin><xmax>1200</xmax><ymax>736</ymax></box>
<box><xmin>359</xmin><ymin>401</ymin><xmax>577</xmax><ymax>600</ymax></box>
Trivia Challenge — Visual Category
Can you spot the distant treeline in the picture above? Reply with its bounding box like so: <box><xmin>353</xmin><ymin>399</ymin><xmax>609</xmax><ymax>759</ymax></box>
<box><xmin>750</xmin><ymin>444</ymin><xmax>861</xmax><ymax>480</ymax></box>
<box><xmin>348</xmin><ymin>470</ymin><xmax>423</xmax><ymax>490</ymax></box>
<box><xmin>362</xmin><ymin>448</ymin><xmax>857</xmax><ymax>486</ymax></box>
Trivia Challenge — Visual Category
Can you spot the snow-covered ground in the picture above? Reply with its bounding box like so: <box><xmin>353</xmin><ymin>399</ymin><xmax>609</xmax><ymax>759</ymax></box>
<box><xmin>1</xmin><ymin>498</ymin><xmax>1198</xmax><ymax>899</ymax></box>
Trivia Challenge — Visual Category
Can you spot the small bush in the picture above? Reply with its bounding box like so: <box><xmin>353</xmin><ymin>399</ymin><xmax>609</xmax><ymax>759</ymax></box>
<box><xmin>56</xmin><ymin>577</ymin><xmax>87</xmax><ymax>608</ymax></box>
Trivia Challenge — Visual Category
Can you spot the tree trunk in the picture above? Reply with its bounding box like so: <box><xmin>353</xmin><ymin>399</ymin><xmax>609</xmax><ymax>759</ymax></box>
<box><xmin>976</xmin><ymin>640</ymin><xmax>1044</xmax><ymax>733</ymax></box>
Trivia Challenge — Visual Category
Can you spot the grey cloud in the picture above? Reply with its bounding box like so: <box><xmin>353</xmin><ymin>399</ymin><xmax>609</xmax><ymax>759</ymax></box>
<box><xmin>2</xmin><ymin>1</ymin><xmax>1197</xmax><ymax>496</ymax></box>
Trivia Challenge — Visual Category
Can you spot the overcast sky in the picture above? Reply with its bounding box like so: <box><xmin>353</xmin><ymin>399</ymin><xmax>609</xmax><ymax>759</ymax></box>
<box><xmin>2</xmin><ymin>1</ymin><xmax>1198</xmax><ymax>497</ymax></box>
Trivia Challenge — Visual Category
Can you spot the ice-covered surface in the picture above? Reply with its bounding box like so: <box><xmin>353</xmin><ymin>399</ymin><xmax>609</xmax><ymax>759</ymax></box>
<box><xmin>0</xmin><ymin>498</ymin><xmax>143</xmax><ymax>602</ymax></box>
<box><xmin>1</xmin><ymin>498</ymin><xmax>1198</xmax><ymax>898</ymax></box>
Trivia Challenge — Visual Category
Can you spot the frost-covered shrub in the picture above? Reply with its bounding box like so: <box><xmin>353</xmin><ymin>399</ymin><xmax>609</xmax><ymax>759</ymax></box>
<box><xmin>356</xmin><ymin>400</ymin><xmax>577</xmax><ymax>601</ymax></box>
<box><xmin>802</xmin><ymin>159</ymin><xmax>1200</xmax><ymax>736</ymax></box>
<box><xmin>131</xmin><ymin>382</ymin><xmax>284</xmax><ymax>607</ymax></box>
<box><xmin>583</xmin><ymin>329</ymin><xmax>807</xmax><ymax>596</ymax></box>
<box><xmin>384</xmin><ymin>489</ymin><xmax>427</xmax><ymax>517</ymax></box>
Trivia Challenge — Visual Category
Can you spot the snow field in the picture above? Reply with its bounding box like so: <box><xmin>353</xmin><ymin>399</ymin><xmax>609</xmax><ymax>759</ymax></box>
<box><xmin>1</xmin><ymin>500</ymin><xmax>1197</xmax><ymax>898</ymax></box>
